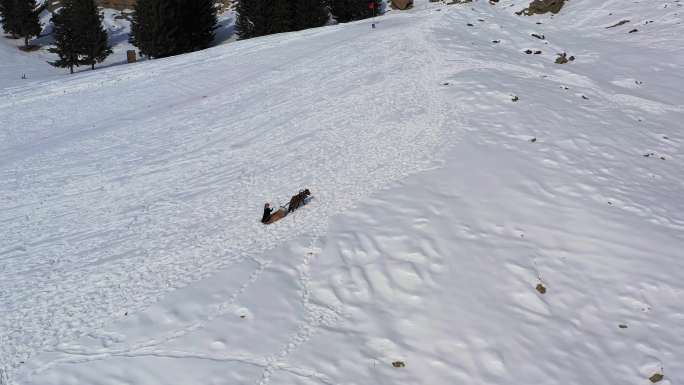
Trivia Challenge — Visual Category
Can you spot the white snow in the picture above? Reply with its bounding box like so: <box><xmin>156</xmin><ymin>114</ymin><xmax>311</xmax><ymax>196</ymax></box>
<box><xmin>1</xmin><ymin>0</ymin><xmax>683</xmax><ymax>385</ymax></box>
<box><xmin>0</xmin><ymin>35</ymin><xmax>57</xmax><ymax>89</ymax></box>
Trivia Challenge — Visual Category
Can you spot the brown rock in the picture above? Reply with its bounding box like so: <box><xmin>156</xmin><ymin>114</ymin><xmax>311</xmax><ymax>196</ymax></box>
<box><xmin>520</xmin><ymin>0</ymin><xmax>566</xmax><ymax>15</ymax></box>
<box><xmin>391</xmin><ymin>0</ymin><xmax>414</xmax><ymax>10</ymax></box>
<box><xmin>606</xmin><ymin>20</ymin><xmax>630</xmax><ymax>28</ymax></box>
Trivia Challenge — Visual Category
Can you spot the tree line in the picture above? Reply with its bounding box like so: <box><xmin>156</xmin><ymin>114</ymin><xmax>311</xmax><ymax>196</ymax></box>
<box><xmin>130</xmin><ymin>0</ymin><xmax>218</xmax><ymax>59</ymax></box>
<box><xmin>237</xmin><ymin>0</ymin><xmax>382</xmax><ymax>39</ymax></box>
<box><xmin>0</xmin><ymin>0</ymin><xmax>383</xmax><ymax>74</ymax></box>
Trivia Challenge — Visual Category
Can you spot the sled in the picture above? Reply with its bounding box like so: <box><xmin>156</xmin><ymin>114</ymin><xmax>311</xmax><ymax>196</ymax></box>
<box><xmin>265</xmin><ymin>208</ymin><xmax>287</xmax><ymax>224</ymax></box>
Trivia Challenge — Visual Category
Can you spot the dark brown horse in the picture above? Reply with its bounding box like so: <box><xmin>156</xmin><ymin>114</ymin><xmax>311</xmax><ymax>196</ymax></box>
<box><xmin>288</xmin><ymin>189</ymin><xmax>311</xmax><ymax>213</ymax></box>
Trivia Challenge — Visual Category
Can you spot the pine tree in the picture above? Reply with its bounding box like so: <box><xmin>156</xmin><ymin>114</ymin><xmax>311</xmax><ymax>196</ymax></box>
<box><xmin>130</xmin><ymin>0</ymin><xmax>160</xmax><ymax>57</ymax></box>
<box><xmin>236</xmin><ymin>0</ymin><xmax>272</xmax><ymax>39</ymax></box>
<box><xmin>269</xmin><ymin>0</ymin><xmax>293</xmax><ymax>34</ymax></box>
<box><xmin>74</xmin><ymin>0</ymin><xmax>111</xmax><ymax>70</ymax></box>
<box><xmin>130</xmin><ymin>0</ymin><xmax>180</xmax><ymax>58</ymax></box>
<box><xmin>292</xmin><ymin>0</ymin><xmax>329</xmax><ymax>31</ymax></box>
<box><xmin>49</xmin><ymin>0</ymin><xmax>79</xmax><ymax>73</ymax></box>
<box><xmin>235</xmin><ymin>0</ymin><xmax>255</xmax><ymax>39</ymax></box>
<box><xmin>14</xmin><ymin>0</ymin><xmax>41</xmax><ymax>47</ymax></box>
<box><xmin>330</xmin><ymin>0</ymin><xmax>380</xmax><ymax>23</ymax></box>
<box><xmin>237</xmin><ymin>0</ymin><xmax>302</xmax><ymax>39</ymax></box>
<box><xmin>235</xmin><ymin>0</ymin><xmax>328</xmax><ymax>40</ymax></box>
<box><xmin>0</xmin><ymin>0</ymin><xmax>19</xmax><ymax>38</ymax></box>
<box><xmin>182</xmin><ymin>0</ymin><xmax>217</xmax><ymax>51</ymax></box>
<box><xmin>131</xmin><ymin>0</ymin><xmax>216</xmax><ymax>58</ymax></box>
<box><xmin>156</xmin><ymin>0</ymin><xmax>184</xmax><ymax>55</ymax></box>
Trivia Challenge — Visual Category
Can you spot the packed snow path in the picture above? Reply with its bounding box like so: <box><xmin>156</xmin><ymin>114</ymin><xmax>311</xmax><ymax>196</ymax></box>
<box><xmin>2</xmin><ymin>0</ymin><xmax>684</xmax><ymax>384</ymax></box>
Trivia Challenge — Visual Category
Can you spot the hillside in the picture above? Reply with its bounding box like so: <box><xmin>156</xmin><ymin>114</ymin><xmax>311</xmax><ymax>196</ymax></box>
<box><xmin>1</xmin><ymin>0</ymin><xmax>683</xmax><ymax>384</ymax></box>
<box><xmin>0</xmin><ymin>5</ymin><xmax>236</xmax><ymax>88</ymax></box>
<box><xmin>0</xmin><ymin>8</ymin><xmax>133</xmax><ymax>88</ymax></box>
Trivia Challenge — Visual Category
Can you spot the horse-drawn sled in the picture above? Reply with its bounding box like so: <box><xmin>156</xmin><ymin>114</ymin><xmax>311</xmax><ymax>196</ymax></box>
<box><xmin>261</xmin><ymin>189</ymin><xmax>312</xmax><ymax>224</ymax></box>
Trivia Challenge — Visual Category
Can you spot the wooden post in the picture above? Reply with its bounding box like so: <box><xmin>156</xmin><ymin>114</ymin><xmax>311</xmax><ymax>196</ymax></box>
<box><xmin>127</xmin><ymin>50</ymin><xmax>137</xmax><ymax>64</ymax></box>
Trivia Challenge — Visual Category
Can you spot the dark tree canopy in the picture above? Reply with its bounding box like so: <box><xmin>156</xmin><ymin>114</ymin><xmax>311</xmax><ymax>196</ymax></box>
<box><xmin>0</xmin><ymin>0</ymin><xmax>19</xmax><ymax>37</ymax></box>
<box><xmin>234</xmin><ymin>0</ymin><xmax>254</xmax><ymax>38</ymax></box>
<box><xmin>49</xmin><ymin>0</ymin><xmax>112</xmax><ymax>73</ymax></box>
<box><xmin>236</xmin><ymin>0</ymin><xmax>329</xmax><ymax>40</ymax></box>
<box><xmin>184</xmin><ymin>0</ymin><xmax>218</xmax><ymax>51</ymax></box>
<box><xmin>2</xmin><ymin>0</ymin><xmax>41</xmax><ymax>46</ymax></box>
<box><xmin>49</xmin><ymin>0</ymin><xmax>79</xmax><ymax>73</ymax></box>
<box><xmin>17</xmin><ymin>0</ymin><xmax>41</xmax><ymax>46</ymax></box>
<box><xmin>236</xmin><ymin>0</ymin><xmax>271</xmax><ymax>39</ymax></box>
<box><xmin>74</xmin><ymin>0</ymin><xmax>112</xmax><ymax>69</ymax></box>
<box><xmin>269</xmin><ymin>0</ymin><xmax>293</xmax><ymax>35</ymax></box>
<box><xmin>293</xmin><ymin>0</ymin><xmax>329</xmax><ymax>31</ymax></box>
<box><xmin>129</xmin><ymin>0</ymin><xmax>160</xmax><ymax>57</ymax></box>
<box><xmin>330</xmin><ymin>0</ymin><xmax>381</xmax><ymax>23</ymax></box>
<box><xmin>131</xmin><ymin>0</ymin><xmax>217</xmax><ymax>58</ymax></box>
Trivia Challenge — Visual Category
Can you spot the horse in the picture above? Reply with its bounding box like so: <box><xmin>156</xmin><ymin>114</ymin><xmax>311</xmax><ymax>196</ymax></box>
<box><xmin>288</xmin><ymin>189</ymin><xmax>311</xmax><ymax>213</ymax></box>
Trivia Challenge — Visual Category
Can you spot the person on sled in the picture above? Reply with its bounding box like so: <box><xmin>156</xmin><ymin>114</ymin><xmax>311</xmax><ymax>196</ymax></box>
<box><xmin>261</xmin><ymin>203</ymin><xmax>273</xmax><ymax>223</ymax></box>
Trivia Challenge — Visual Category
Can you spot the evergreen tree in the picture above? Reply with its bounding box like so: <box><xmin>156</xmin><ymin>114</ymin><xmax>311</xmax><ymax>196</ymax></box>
<box><xmin>13</xmin><ymin>0</ymin><xmax>41</xmax><ymax>47</ymax></box>
<box><xmin>330</xmin><ymin>0</ymin><xmax>381</xmax><ymax>23</ymax></box>
<box><xmin>49</xmin><ymin>0</ymin><xmax>79</xmax><ymax>73</ymax></box>
<box><xmin>49</xmin><ymin>0</ymin><xmax>111</xmax><ymax>73</ymax></box>
<box><xmin>182</xmin><ymin>0</ymin><xmax>217</xmax><ymax>51</ymax></box>
<box><xmin>237</xmin><ymin>0</ymin><xmax>302</xmax><ymax>39</ymax></box>
<box><xmin>131</xmin><ymin>0</ymin><xmax>216</xmax><ymax>58</ymax></box>
<box><xmin>292</xmin><ymin>0</ymin><xmax>329</xmax><ymax>31</ymax></box>
<box><xmin>236</xmin><ymin>0</ymin><xmax>328</xmax><ymax>40</ymax></box>
<box><xmin>129</xmin><ymin>0</ymin><xmax>161</xmax><ymax>57</ymax></box>
<box><xmin>235</xmin><ymin>0</ymin><xmax>255</xmax><ymax>39</ymax></box>
<box><xmin>131</xmin><ymin>0</ymin><xmax>183</xmax><ymax>58</ymax></box>
<box><xmin>269</xmin><ymin>0</ymin><xmax>293</xmax><ymax>34</ymax></box>
<box><xmin>156</xmin><ymin>0</ymin><xmax>184</xmax><ymax>55</ymax></box>
<box><xmin>236</xmin><ymin>0</ymin><xmax>271</xmax><ymax>39</ymax></box>
<box><xmin>0</xmin><ymin>0</ymin><xmax>19</xmax><ymax>38</ymax></box>
<box><xmin>74</xmin><ymin>0</ymin><xmax>111</xmax><ymax>70</ymax></box>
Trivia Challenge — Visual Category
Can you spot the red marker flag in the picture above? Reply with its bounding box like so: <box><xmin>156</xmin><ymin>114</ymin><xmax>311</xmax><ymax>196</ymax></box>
<box><xmin>368</xmin><ymin>2</ymin><xmax>375</xmax><ymax>9</ymax></box>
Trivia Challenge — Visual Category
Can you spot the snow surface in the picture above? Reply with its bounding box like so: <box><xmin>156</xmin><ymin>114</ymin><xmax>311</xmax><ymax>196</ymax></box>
<box><xmin>2</xmin><ymin>0</ymin><xmax>684</xmax><ymax>384</ymax></box>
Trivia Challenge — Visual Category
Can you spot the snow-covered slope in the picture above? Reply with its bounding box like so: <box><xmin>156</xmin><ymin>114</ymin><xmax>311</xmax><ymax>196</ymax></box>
<box><xmin>0</xmin><ymin>7</ymin><xmax>236</xmax><ymax>89</ymax></box>
<box><xmin>2</xmin><ymin>0</ymin><xmax>683</xmax><ymax>384</ymax></box>
<box><xmin>0</xmin><ymin>8</ymin><xmax>133</xmax><ymax>89</ymax></box>
<box><xmin>0</xmin><ymin>36</ymin><xmax>58</xmax><ymax>89</ymax></box>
